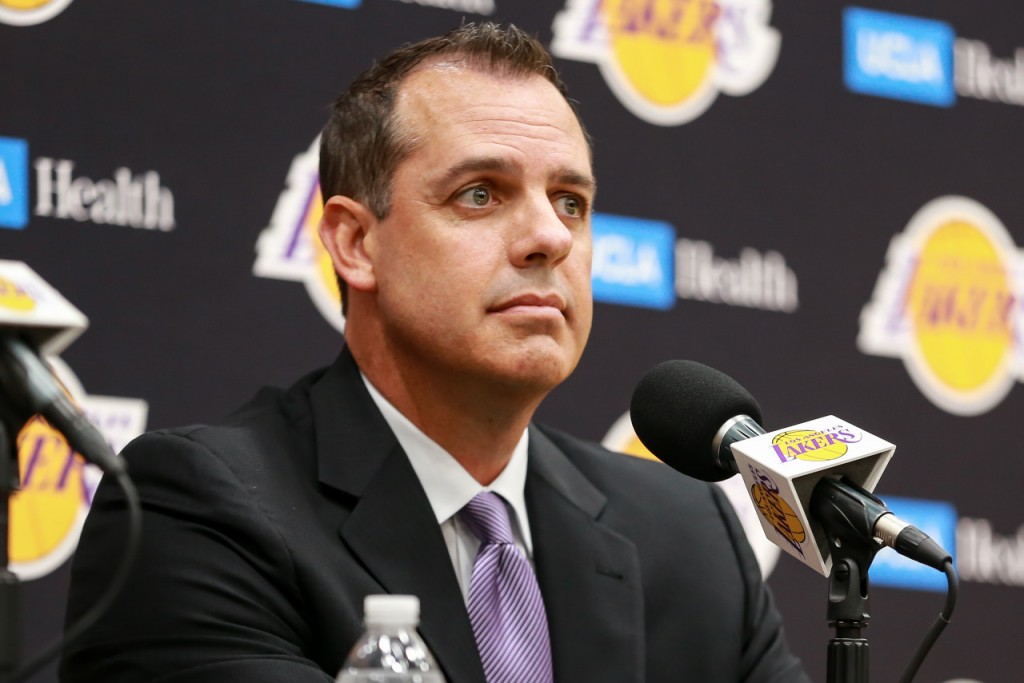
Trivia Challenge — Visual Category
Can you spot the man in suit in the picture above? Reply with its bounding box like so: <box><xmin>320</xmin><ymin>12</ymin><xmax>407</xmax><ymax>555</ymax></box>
<box><xmin>61</xmin><ymin>23</ymin><xmax>811</xmax><ymax>683</ymax></box>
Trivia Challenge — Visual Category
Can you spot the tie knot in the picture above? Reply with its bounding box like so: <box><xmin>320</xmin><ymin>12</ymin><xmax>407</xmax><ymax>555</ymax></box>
<box><xmin>459</xmin><ymin>491</ymin><xmax>515</xmax><ymax>545</ymax></box>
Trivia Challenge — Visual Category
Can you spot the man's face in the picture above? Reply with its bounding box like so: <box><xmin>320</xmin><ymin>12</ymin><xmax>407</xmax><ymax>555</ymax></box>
<box><xmin>362</xmin><ymin>63</ymin><xmax>595</xmax><ymax>398</ymax></box>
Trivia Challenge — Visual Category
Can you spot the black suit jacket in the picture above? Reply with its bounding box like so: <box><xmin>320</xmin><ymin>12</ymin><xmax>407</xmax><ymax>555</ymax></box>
<box><xmin>61</xmin><ymin>349</ymin><xmax>810</xmax><ymax>682</ymax></box>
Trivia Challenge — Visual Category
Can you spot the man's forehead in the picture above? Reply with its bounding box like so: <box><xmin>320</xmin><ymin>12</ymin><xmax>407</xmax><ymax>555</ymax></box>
<box><xmin>396</xmin><ymin>59</ymin><xmax>573</xmax><ymax>119</ymax></box>
<box><xmin>393</xmin><ymin>61</ymin><xmax>590</xmax><ymax>158</ymax></box>
<box><xmin>397</xmin><ymin>60</ymin><xmax>552</xmax><ymax>110</ymax></box>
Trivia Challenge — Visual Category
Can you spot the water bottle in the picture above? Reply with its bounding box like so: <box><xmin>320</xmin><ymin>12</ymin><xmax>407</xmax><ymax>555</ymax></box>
<box><xmin>336</xmin><ymin>594</ymin><xmax>447</xmax><ymax>683</ymax></box>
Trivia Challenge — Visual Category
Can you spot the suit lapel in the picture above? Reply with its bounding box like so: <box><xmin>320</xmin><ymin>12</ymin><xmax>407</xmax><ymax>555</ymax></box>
<box><xmin>310</xmin><ymin>350</ymin><xmax>486</xmax><ymax>683</ymax></box>
<box><xmin>308</xmin><ymin>350</ymin><xmax>642</xmax><ymax>683</ymax></box>
<box><xmin>528</xmin><ymin>426</ymin><xmax>645</xmax><ymax>683</ymax></box>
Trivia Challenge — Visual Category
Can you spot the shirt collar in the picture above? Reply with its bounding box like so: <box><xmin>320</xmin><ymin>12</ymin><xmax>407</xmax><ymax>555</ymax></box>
<box><xmin>360</xmin><ymin>372</ymin><xmax>533</xmax><ymax>553</ymax></box>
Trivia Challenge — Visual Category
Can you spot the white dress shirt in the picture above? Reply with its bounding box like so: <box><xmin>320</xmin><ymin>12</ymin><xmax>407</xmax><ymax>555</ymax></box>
<box><xmin>361</xmin><ymin>373</ymin><xmax>534</xmax><ymax>601</ymax></box>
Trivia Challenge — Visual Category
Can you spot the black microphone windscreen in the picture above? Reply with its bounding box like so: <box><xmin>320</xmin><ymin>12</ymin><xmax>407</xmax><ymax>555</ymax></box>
<box><xmin>629</xmin><ymin>360</ymin><xmax>763</xmax><ymax>482</ymax></box>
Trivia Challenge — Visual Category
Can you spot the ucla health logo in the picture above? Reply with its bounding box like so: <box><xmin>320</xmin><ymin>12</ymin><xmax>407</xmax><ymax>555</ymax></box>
<box><xmin>858</xmin><ymin>196</ymin><xmax>1024</xmax><ymax>416</ymax></box>
<box><xmin>254</xmin><ymin>138</ymin><xmax>345</xmax><ymax>332</ymax></box>
<box><xmin>0</xmin><ymin>0</ymin><xmax>73</xmax><ymax>25</ymax></box>
<box><xmin>551</xmin><ymin>0</ymin><xmax>780</xmax><ymax>126</ymax></box>
<box><xmin>592</xmin><ymin>212</ymin><xmax>675</xmax><ymax>310</ymax></box>
<box><xmin>844</xmin><ymin>7</ymin><xmax>1024</xmax><ymax>108</ymax></box>
<box><xmin>0</xmin><ymin>135</ymin><xmax>176</xmax><ymax>231</ymax></box>
<box><xmin>843</xmin><ymin>7</ymin><xmax>955</xmax><ymax>107</ymax></box>
<box><xmin>0</xmin><ymin>137</ymin><xmax>29</xmax><ymax>229</ymax></box>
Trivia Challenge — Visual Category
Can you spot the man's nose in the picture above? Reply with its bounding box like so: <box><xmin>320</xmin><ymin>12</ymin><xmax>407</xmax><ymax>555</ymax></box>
<box><xmin>510</xmin><ymin>196</ymin><xmax>575</xmax><ymax>268</ymax></box>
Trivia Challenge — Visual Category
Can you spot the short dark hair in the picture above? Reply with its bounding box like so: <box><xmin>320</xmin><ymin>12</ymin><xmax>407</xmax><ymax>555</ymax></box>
<box><xmin>318</xmin><ymin>22</ymin><xmax>588</xmax><ymax>314</ymax></box>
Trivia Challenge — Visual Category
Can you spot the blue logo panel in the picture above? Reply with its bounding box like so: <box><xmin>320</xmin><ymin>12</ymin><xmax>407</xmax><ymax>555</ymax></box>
<box><xmin>0</xmin><ymin>137</ymin><xmax>29</xmax><ymax>230</ymax></box>
<box><xmin>292</xmin><ymin>0</ymin><xmax>361</xmax><ymax>8</ymax></box>
<box><xmin>870</xmin><ymin>496</ymin><xmax>958</xmax><ymax>592</ymax></box>
<box><xmin>591</xmin><ymin>212</ymin><xmax>675</xmax><ymax>310</ymax></box>
<box><xmin>843</xmin><ymin>8</ymin><xmax>955</xmax><ymax>107</ymax></box>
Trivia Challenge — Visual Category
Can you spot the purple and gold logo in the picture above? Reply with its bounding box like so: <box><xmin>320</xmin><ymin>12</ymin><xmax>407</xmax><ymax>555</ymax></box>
<box><xmin>551</xmin><ymin>0</ymin><xmax>780</xmax><ymax>126</ymax></box>
<box><xmin>859</xmin><ymin>196</ymin><xmax>1024</xmax><ymax>415</ymax></box>
<box><xmin>748</xmin><ymin>465</ymin><xmax>805</xmax><ymax>557</ymax></box>
<box><xmin>0</xmin><ymin>275</ymin><xmax>36</xmax><ymax>312</ymax></box>
<box><xmin>11</xmin><ymin>358</ymin><xmax>146</xmax><ymax>580</ymax></box>
<box><xmin>253</xmin><ymin>137</ymin><xmax>344</xmax><ymax>332</ymax></box>
<box><xmin>771</xmin><ymin>425</ymin><xmax>862</xmax><ymax>464</ymax></box>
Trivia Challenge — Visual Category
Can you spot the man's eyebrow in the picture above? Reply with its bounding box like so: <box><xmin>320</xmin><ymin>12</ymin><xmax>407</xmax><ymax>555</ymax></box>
<box><xmin>429</xmin><ymin>156</ymin><xmax>597</xmax><ymax>195</ymax></box>
<box><xmin>556</xmin><ymin>169</ymin><xmax>597</xmax><ymax>194</ymax></box>
<box><xmin>430</xmin><ymin>156</ymin><xmax>524</xmax><ymax>195</ymax></box>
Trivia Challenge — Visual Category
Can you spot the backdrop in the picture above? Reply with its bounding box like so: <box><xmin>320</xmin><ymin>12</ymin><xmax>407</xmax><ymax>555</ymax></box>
<box><xmin>2</xmin><ymin>1</ymin><xmax>1022</xmax><ymax>681</ymax></box>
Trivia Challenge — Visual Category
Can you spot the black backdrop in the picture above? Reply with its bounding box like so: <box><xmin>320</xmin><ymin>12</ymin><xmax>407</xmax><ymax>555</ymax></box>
<box><xmin>2</xmin><ymin>1</ymin><xmax>1022</xmax><ymax>681</ymax></box>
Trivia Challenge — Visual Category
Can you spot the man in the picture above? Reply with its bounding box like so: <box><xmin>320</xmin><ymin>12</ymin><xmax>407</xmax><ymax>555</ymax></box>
<box><xmin>62</xmin><ymin>23</ymin><xmax>811</xmax><ymax>683</ymax></box>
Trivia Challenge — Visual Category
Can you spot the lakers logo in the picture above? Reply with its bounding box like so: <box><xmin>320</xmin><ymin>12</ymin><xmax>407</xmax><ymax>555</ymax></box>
<box><xmin>770</xmin><ymin>427</ymin><xmax>859</xmax><ymax>464</ymax></box>
<box><xmin>0</xmin><ymin>275</ymin><xmax>36</xmax><ymax>312</ymax></box>
<box><xmin>859</xmin><ymin>196</ymin><xmax>1024</xmax><ymax>415</ymax></box>
<box><xmin>12</xmin><ymin>415</ymin><xmax>90</xmax><ymax>578</ymax></box>
<box><xmin>0</xmin><ymin>0</ymin><xmax>74</xmax><ymax>26</ymax></box>
<box><xmin>10</xmin><ymin>358</ymin><xmax>147</xmax><ymax>580</ymax></box>
<box><xmin>254</xmin><ymin>137</ymin><xmax>344</xmax><ymax>332</ymax></box>
<box><xmin>747</xmin><ymin>467</ymin><xmax>805</xmax><ymax>558</ymax></box>
<box><xmin>551</xmin><ymin>0</ymin><xmax>780</xmax><ymax>126</ymax></box>
<box><xmin>751</xmin><ymin>482</ymin><xmax>805</xmax><ymax>554</ymax></box>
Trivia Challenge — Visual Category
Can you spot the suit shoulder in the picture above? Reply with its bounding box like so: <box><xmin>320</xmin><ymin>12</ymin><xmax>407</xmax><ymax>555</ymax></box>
<box><xmin>535</xmin><ymin>423</ymin><xmax>722</xmax><ymax>508</ymax></box>
<box><xmin>120</xmin><ymin>367</ymin><xmax>326</xmax><ymax>476</ymax></box>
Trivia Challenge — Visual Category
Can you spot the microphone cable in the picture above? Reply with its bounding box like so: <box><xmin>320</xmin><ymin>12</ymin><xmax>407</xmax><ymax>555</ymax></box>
<box><xmin>1</xmin><ymin>468</ymin><xmax>142</xmax><ymax>683</ymax></box>
<box><xmin>899</xmin><ymin>559</ymin><xmax>958</xmax><ymax>683</ymax></box>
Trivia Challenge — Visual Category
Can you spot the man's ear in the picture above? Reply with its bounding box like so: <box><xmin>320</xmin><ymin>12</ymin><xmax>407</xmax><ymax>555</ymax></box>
<box><xmin>318</xmin><ymin>195</ymin><xmax>378</xmax><ymax>293</ymax></box>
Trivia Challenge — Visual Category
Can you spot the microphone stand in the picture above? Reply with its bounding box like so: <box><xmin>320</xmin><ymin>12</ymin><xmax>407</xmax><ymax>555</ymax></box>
<box><xmin>824</xmin><ymin>537</ymin><xmax>877</xmax><ymax>683</ymax></box>
<box><xmin>812</xmin><ymin>479</ymin><xmax>884</xmax><ymax>683</ymax></box>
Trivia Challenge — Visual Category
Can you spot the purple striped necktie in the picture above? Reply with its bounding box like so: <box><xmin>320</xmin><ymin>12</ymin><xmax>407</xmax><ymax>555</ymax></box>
<box><xmin>459</xmin><ymin>491</ymin><xmax>554</xmax><ymax>683</ymax></box>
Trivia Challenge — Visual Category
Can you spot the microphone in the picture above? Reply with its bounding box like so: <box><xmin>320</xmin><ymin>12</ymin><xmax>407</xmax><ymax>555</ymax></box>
<box><xmin>0</xmin><ymin>260</ymin><xmax>123</xmax><ymax>475</ymax></box>
<box><xmin>630</xmin><ymin>359</ymin><xmax>950</xmax><ymax>576</ymax></box>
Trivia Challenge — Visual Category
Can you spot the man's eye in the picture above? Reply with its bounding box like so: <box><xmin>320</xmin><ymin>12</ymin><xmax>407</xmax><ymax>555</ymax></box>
<box><xmin>556</xmin><ymin>195</ymin><xmax>584</xmax><ymax>218</ymax></box>
<box><xmin>457</xmin><ymin>186</ymin><xmax>492</xmax><ymax>207</ymax></box>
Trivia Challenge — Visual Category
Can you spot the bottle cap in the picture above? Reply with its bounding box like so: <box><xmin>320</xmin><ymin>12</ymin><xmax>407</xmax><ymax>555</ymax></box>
<box><xmin>364</xmin><ymin>594</ymin><xmax>420</xmax><ymax>626</ymax></box>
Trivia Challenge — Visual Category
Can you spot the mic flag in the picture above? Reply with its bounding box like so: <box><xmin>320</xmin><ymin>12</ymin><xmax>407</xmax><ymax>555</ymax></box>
<box><xmin>0</xmin><ymin>260</ymin><xmax>122</xmax><ymax>474</ymax></box>
<box><xmin>0</xmin><ymin>259</ymin><xmax>88</xmax><ymax>355</ymax></box>
<box><xmin>728</xmin><ymin>416</ymin><xmax>894</xmax><ymax>576</ymax></box>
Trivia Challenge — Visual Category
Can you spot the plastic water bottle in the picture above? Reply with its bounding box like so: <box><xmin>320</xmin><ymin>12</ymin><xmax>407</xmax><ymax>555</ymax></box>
<box><xmin>336</xmin><ymin>595</ymin><xmax>447</xmax><ymax>683</ymax></box>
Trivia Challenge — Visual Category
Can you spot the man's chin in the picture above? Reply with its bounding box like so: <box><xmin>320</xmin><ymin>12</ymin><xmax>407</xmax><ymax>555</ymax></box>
<box><xmin>484</xmin><ymin>348</ymin><xmax>579</xmax><ymax>394</ymax></box>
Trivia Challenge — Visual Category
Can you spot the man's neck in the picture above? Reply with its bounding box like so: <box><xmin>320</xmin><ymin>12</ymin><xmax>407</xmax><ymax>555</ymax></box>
<box><xmin>351</xmin><ymin>344</ymin><xmax>546</xmax><ymax>486</ymax></box>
